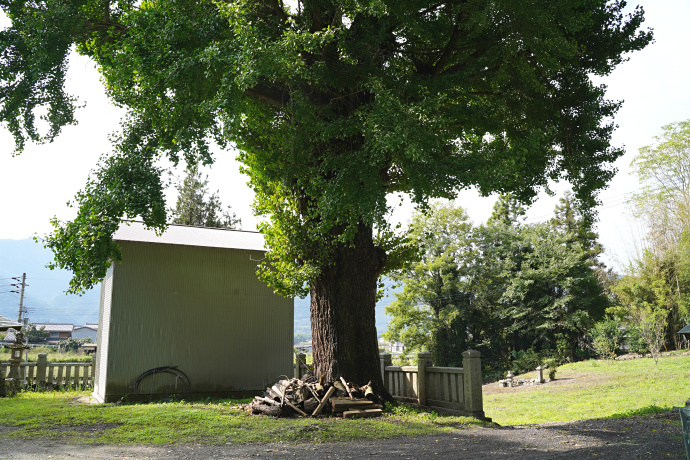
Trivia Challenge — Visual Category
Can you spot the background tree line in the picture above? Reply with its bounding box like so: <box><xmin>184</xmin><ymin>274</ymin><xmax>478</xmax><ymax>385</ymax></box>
<box><xmin>606</xmin><ymin>120</ymin><xmax>690</xmax><ymax>363</ymax></box>
<box><xmin>385</xmin><ymin>120</ymin><xmax>690</xmax><ymax>379</ymax></box>
<box><xmin>384</xmin><ymin>193</ymin><xmax>610</xmax><ymax>380</ymax></box>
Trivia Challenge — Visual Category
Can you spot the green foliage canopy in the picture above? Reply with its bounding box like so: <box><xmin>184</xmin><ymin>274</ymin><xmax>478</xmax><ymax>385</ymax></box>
<box><xmin>613</xmin><ymin>120</ymin><xmax>690</xmax><ymax>352</ymax></box>
<box><xmin>0</xmin><ymin>0</ymin><xmax>652</xmax><ymax>296</ymax></box>
<box><xmin>386</xmin><ymin>197</ymin><xmax>610</xmax><ymax>373</ymax></box>
<box><xmin>630</xmin><ymin>119</ymin><xmax>690</xmax><ymax>252</ymax></box>
<box><xmin>385</xmin><ymin>201</ymin><xmax>474</xmax><ymax>366</ymax></box>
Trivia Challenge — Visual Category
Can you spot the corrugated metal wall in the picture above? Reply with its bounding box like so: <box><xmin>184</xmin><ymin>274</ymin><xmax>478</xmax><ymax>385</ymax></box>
<box><xmin>100</xmin><ymin>241</ymin><xmax>293</xmax><ymax>401</ymax></box>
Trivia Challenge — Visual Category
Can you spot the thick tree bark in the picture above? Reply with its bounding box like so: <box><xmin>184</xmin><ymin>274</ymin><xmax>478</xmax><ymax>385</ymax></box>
<box><xmin>310</xmin><ymin>223</ymin><xmax>388</xmax><ymax>395</ymax></box>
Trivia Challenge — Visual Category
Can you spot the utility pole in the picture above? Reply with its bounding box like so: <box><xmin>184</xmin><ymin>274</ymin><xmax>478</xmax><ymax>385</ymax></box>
<box><xmin>10</xmin><ymin>273</ymin><xmax>28</xmax><ymax>326</ymax></box>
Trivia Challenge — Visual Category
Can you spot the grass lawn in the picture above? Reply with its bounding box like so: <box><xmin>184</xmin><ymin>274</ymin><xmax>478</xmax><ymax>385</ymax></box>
<box><xmin>484</xmin><ymin>352</ymin><xmax>690</xmax><ymax>425</ymax></box>
<box><xmin>1</xmin><ymin>353</ymin><xmax>688</xmax><ymax>445</ymax></box>
<box><xmin>0</xmin><ymin>393</ymin><xmax>485</xmax><ymax>445</ymax></box>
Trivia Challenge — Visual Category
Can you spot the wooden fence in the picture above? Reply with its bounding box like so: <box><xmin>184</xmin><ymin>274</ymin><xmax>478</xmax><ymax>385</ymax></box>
<box><xmin>292</xmin><ymin>350</ymin><xmax>485</xmax><ymax>418</ymax></box>
<box><xmin>380</xmin><ymin>350</ymin><xmax>485</xmax><ymax>418</ymax></box>
<box><xmin>1</xmin><ymin>353</ymin><xmax>95</xmax><ymax>390</ymax></box>
<box><xmin>294</xmin><ymin>353</ymin><xmax>310</xmax><ymax>379</ymax></box>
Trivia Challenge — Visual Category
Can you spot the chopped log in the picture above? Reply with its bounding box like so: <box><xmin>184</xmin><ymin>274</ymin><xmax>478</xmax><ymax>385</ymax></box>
<box><xmin>250</xmin><ymin>402</ymin><xmax>282</xmax><ymax>416</ymax></box>
<box><xmin>331</xmin><ymin>397</ymin><xmax>381</xmax><ymax>414</ymax></box>
<box><xmin>271</xmin><ymin>385</ymin><xmax>285</xmax><ymax>398</ymax></box>
<box><xmin>331</xmin><ymin>397</ymin><xmax>377</xmax><ymax>407</ymax></box>
<box><xmin>306</xmin><ymin>383</ymin><xmax>321</xmax><ymax>404</ymax></box>
<box><xmin>266</xmin><ymin>387</ymin><xmax>282</xmax><ymax>400</ymax></box>
<box><xmin>342</xmin><ymin>409</ymin><xmax>383</xmax><ymax>419</ymax></box>
<box><xmin>251</xmin><ymin>376</ymin><xmax>383</xmax><ymax>418</ymax></box>
<box><xmin>363</xmin><ymin>383</ymin><xmax>375</xmax><ymax>400</ymax></box>
<box><xmin>312</xmin><ymin>385</ymin><xmax>337</xmax><ymax>417</ymax></box>
<box><xmin>280</xmin><ymin>381</ymin><xmax>294</xmax><ymax>406</ymax></box>
<box><xmin>256</xmin><ymin>396</ymin><xmax>280</xmax><ymax>406</ymax></box>
<box><xmin>285</xmin><ymin>400</ymin><xmax>308</xmax><ymax>417</ymax></box>
<box><xmin>294</xmin><ymin>383</ymin><xmax>309</xmax><ymax>404</ymax></box>
<box><xmin>333</xmin><ymin>380</ymin><xmax>347</xmax><ymax>396</ymax></box>
<box><xmin>304</xmin><ymin>398</ymin><xmax>319</xmax><ymax>414</ymax></box>
<box><xmin>340</xmin><ymin>377</ymin><xmax>354</xmax><ymax>400</ymax></box>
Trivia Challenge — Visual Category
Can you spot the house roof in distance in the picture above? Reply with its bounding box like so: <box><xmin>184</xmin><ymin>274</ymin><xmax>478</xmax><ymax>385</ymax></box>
<box><xmin>113</xmin><ymin>221</ymin><xmax>265</xmax><ymax>252</ymax></box>
<box><xmin>0</xmin><ymin>314</ymin><xmax>22</xmax><ymax>331</ymax></box>
<box><xmin>32</xmin><ymin>323</ymin><xmax>74</xmax><ymax>332</ymax></box>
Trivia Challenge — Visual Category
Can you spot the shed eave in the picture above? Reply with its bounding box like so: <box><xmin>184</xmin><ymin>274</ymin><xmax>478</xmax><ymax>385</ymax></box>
<box><xmin>112</xmin><ymin>221</ymin><xmax>266</xmax><ymax>252</ymax></box>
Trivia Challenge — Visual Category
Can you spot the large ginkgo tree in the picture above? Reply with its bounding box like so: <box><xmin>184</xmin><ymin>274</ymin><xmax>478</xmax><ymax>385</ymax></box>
<box><xmin>0</xmin><ymin>0</ymin><xmax>651</xmax><ymax>392</ymax></box>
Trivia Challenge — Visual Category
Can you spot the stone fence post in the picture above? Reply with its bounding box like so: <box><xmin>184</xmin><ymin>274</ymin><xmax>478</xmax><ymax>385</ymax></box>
<box><xmin>462</xmin><ymin>350</ymin><xmax>485</xmax><ymax>417</ymax></box>
<box><xmin>379</xmin><ymin>353</ymin><xmax>392</xmax><ymax>392</ymax></box>
<box><xmin>0</xmin><ymin>363</ymin><xmax>5</xmax><ymax>397</ymax></box>
<box><xmin>294</xmin><ymin>353</ymin><xmax>307</xmax><ymax>379</ymax></box>
<box><xmin>536</xmin><ymin>365</ymin><xmax>544</xmax><ymax>384</ymax></box>
<box><xmin>36</xmin><ymin>353</ymin><xmax>48</xmax><ymax>389</ymax></box>
<box><xmin>417</xmin><ymin>352</ymin><xmax>433</xmax><ymax>406</ymax></box>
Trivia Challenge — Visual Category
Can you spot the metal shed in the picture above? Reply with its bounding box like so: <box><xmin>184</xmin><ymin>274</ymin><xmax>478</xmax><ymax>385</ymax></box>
<box><xmin>93</xmin><ymin>222</ymin><xmax>294</xmax><ymax>403</ymax></box>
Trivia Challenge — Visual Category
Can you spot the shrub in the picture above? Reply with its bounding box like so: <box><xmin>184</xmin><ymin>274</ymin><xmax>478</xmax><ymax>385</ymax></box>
<box><xmin>590</xmin><ymin>317</ymin><xmax>625</xmax><ymax>359</ymax></box>
<box><xmin>548</xmin><ymin>367</ymin><xmax>557</xmax><ymax>380</ymax></box>
<box><xmin>57</xmin><ymin>338</ymin><xmax>91</xmax><ymax>354</ymax></box>
<box><xmin>626</xmin><ymin>325</ymin><xmax>649</xmax><ymax>354</ymax></box>
<box><xmin>509</xmin><ymin>349</ymin><xmax>542</xmax><ymax>375</ymax></box>
<box><xmin>25</xmin><ymin>325</ymin><xmax>49</xmax><ymax>343</ymax></box>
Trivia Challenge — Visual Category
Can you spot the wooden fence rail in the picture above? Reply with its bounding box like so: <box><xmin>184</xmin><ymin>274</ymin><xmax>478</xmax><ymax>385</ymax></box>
<box><xmin>290</xmin><ymin>350</ymin><xmax>485</xmax><ymax>418</ymax></box>
<box><xmin>380</xmin><ymin>350</ymin><xmax>485</xmax><ymax>418</ymax></box>
<box><xmin>293</xmin><ymin>353</ymin><xmax>310</xmax><ymax>379</ymax></box>
<box><xmin>1</xmin><ymin>353</ymin><xmax>95</xmax><ymax>390</ymax></box>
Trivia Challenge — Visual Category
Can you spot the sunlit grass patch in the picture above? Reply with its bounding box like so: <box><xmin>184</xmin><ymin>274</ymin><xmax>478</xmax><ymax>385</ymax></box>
<box><xmin>484</xmin><ymin>353</ymin><xmax>690</xmax><ymax>425</ymax></box>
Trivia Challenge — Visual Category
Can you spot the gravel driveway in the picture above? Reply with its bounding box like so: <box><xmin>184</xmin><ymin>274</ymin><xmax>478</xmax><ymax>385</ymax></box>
<box><xmin>0</xmin><ymin>411</ymin><xmax>684</xmax><ymax>459</ymax></box>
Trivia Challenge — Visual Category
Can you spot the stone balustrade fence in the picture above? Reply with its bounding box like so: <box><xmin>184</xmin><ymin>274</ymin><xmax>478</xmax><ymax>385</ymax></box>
<box><xmin>1</xmin><ymin>353</ymin><xmax>95</xmax><ymax>390</ymax></box>
<box><xmin>292</xmin><ymin>349</ymin><xmax>485</xmax><ymax>419</ymax></box>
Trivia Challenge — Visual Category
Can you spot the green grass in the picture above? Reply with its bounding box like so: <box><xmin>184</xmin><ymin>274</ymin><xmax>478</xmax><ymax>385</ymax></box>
<box><xmin>484</xmin><ymin>353</ymin><xmax>690</xmax><ymax>425</ymax></box>
<box><xmin>0</xmin><ymin>347</ymin><xmax>93</xmax><ymax>363</ymax></box>
<box><xmin>3</xmin><ymin>354</ymin><xmax>687</xmax><ymax>445</ymax></box>
<box><xmin>0</xmin><ymin>392</ymin><xmax>486</xmax><ymax>445</ymax></box>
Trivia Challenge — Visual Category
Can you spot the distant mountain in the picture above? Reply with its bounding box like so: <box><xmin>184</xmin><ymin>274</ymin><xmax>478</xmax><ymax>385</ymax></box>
<box><xmin>0</xmin><ymin>238</ymin><xmax>100</xmax><ymax>325</ymax></box>
<box><xmin>294</xmin><ymin>279</ymin><xmax>397</xmax><ymax>338</ymax></box>
<box><xmin>0</xmin><ymin>238</ymin><xmax>397</xmax><ymax>335</ymax></box>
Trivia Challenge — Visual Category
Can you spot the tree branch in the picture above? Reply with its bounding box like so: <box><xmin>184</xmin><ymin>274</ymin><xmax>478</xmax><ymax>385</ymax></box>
<box><xmin>267</xmin><ymin>0</ymin><xmax>289</xmax><ymax>24</ymax></box>
<box><xmin>432</xmin><ymin>8</ymin><xmax>464</xmax><ymax>76</ymax></box>
<box><xmin>244</xmin><ymin>84</ymin><xmax>289</xmax><ymax>108</ymax></box>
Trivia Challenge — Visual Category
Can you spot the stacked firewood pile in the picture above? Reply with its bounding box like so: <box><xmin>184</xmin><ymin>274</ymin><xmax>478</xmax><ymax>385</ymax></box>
<box><xmin>250</xmin><ymin>376</ymin><xmax>383</xmax><ymax>419</ymax></box>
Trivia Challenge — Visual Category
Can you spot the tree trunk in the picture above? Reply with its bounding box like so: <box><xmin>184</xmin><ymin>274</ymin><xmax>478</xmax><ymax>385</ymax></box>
<box><xmin>310</xmin><ymin>223</ymin><xmax>388</xmax><ymax>395</ymax></box>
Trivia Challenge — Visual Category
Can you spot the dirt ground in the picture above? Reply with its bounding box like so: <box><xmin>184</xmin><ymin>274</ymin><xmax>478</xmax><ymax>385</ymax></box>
<box><xmin>0</xmin><ymin>411</ymin><xmax>685</xmax><ymax>459</ymax></box>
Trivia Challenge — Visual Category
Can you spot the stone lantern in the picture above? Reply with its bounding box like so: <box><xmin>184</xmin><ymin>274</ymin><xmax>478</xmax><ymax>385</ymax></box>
<box><xmin>4</xmin><ymin>328</ymin><xmax>28</xmax><ymax>394</ymax></box>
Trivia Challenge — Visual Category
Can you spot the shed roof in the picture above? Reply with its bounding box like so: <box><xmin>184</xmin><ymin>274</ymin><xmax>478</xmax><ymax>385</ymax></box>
<box><xmin>679</xmin><ymin>324</ymin><xmax>690</xmax><ymax>334</ymax></box>
<box><xmin>32</xmin><ymin>323</ymin><xmax>74</xmax><ymax>332</ymax></box>
<box><xmin>0</xmin><ymin>314</ymin><xmax>21</xmax><ymax>331</ymax></box>
<box><xmin>113</xmin><ymin>221</ymin><xmax>265</xmax><ymax>251</ymax></box>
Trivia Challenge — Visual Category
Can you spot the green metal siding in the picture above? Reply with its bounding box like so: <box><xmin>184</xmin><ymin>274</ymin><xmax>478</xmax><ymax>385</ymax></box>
<box><xmin>100</xmin><ymin>241</ymin><xmax>293</xmax><ymax>401</ymax></box>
